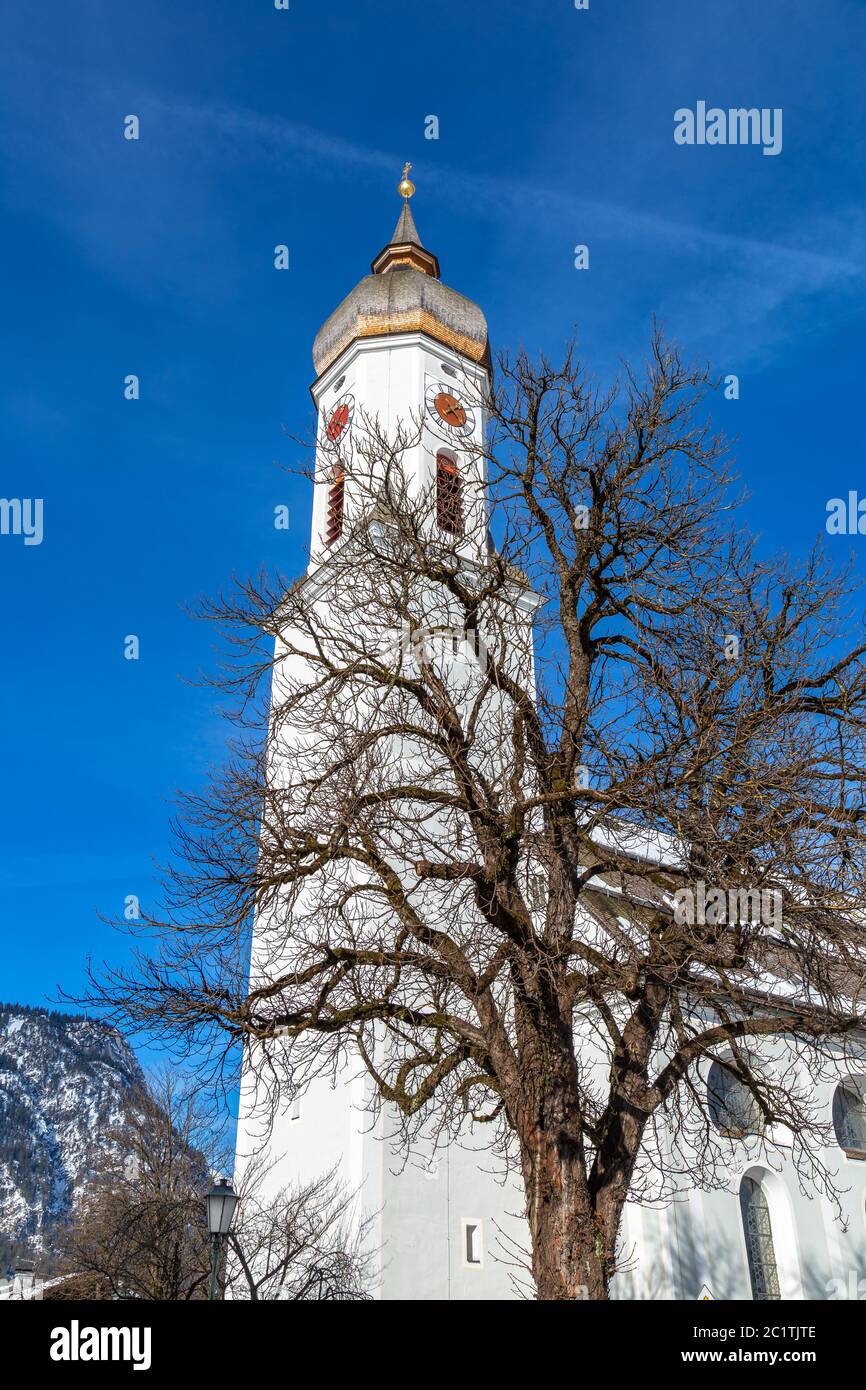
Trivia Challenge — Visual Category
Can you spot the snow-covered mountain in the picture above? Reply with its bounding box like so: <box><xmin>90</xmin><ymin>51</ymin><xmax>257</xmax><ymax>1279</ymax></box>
<box><xmin>0</xmin><ymin>1003</ymin><xmax>144</xmax><ymax>1268</ymax></box>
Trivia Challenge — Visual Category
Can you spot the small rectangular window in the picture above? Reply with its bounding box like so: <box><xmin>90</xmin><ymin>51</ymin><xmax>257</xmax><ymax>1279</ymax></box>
<box><xmin>463</xmin><ymin>1219</ymin><xmax>482</xmax><ymax>1266</ymax></box>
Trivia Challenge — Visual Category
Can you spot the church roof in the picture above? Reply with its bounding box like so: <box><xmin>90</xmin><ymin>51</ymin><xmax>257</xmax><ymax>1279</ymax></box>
<box><xmin>312</xmin><ymin>175</ymin><xmax>490</xmax><ymax>376</ymax></box>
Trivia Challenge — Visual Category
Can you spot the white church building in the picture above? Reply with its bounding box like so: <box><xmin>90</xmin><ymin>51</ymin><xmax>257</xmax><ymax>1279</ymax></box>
<box><xmin>234</xmin><ymin>173</ymin><xmax>866</xmax><ymax>1301</ymax></box>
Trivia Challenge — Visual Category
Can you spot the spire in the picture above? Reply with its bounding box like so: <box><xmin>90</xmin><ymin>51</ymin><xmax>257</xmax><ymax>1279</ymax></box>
<box><xmin>371</xmin><ymin>164</ymin><xmax>440</xmax><ymax>279</ymax></box>
<box><xmin>389</xmin><ymin>197</ymin><xmax>422</xmax><ymax>250</ymax></box>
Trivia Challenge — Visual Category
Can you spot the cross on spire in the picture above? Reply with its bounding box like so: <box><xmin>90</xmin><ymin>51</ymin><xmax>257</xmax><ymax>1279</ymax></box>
<box><xmin>371</xmin><ymin>165</ymin><xmax>440</xmax><ymax>278</ymax></box>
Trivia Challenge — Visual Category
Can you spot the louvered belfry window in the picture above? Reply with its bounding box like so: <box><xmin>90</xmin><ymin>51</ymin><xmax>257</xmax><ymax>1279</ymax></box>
<box><xmin>436</xmin><ymin>451</ymin><xmax>463</xmax><ymax>535</ymax></box>
<box><xmin>325</xmin><ymin>462</ymin><xmax>345</xmax><ymax>546</ymax></box>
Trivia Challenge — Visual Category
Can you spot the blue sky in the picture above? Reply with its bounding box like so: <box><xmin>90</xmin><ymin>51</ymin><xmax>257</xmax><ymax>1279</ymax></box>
<box><xmin>2</xmin><ymin>0</ymin><xmax>865</xmax><ymax>1060</ymax></box>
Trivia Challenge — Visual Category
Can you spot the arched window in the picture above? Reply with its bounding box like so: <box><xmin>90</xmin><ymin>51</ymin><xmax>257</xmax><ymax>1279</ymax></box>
<box><xmin>740</xmin><ymin>1176</ymin><xmax>781</xmax><ymax>1300</ymax></box>
<box><xmin>833</xmin><ymin>1080</ymin><xmax>866</xmax><ymax>1157</ymax></box>
<box><xmin>325</xmin><ymin>462</ymin><xmax>345</xmax><ymax>546</ymax></box>
<box><xmin>436</xmin><ymin>451</ymin><xmax>463</xmax><ymax>535</ymax></box>
<box><xmin>707</xmin><ymin>1060</ymin><xmax>761</xmax><ymax>1138</ymax></box>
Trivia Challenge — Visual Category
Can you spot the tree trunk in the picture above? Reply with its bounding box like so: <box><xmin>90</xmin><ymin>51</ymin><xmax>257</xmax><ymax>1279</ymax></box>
<box><xmin>523</xmin><ymin>1128</ymin><xmax>613</xmax><ymax>1300</ymax></box>
<box><xmin>517</xmin><ymin>1042</ymin><xmax>619</xmax><ymax>1301</ymax></box>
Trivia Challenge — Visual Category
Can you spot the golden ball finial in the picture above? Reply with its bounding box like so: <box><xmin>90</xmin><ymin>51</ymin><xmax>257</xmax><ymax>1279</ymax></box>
<box><xmin>397</xmin><ymin>161</ymin><xmax>416</xmax><ymax>199</ymax></box>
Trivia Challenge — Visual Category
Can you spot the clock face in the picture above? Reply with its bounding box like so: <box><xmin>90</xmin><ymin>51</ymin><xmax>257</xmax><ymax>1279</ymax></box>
<box><xmin>324</xmin><ymin>393</ymin><xmax>355</xmax><ymax>444</ymax></box>
<box><xmin>425</xmin><ymin>381</ymin><xmax>476</xmax><ymax>438</ymax></box>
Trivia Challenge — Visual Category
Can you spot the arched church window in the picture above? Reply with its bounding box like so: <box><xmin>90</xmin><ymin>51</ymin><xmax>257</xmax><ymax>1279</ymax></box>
<box><xmin>739</xmin><ymin>1176</ymin><xmax>781</xmax><ymax>1300</ymax></box>
<box><xmin>833</xmin><ymin>1079</ymin><xmax>866</xmax><ymax>1157</ymax></box>
<box><xmin>325</xmin><ymin>462</ymin><xmax>345</xmax><ymax>546</ymax></box>
<box><xmin>436</xmin><ymin>451</ymin><xmax>463</xmax><ymax>535</ymax></box>
<box><xmin>707</xmin><ymin>1059</ymin><xmax>761</xmax><ymax>1138</ymax></box>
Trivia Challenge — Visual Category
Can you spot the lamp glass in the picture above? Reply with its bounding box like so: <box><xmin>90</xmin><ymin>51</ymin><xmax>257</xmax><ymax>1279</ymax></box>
<box><xmin>206</xmin><ymin>1178</ymin><xmax>238</xmax><ymax>1236</ymax></box>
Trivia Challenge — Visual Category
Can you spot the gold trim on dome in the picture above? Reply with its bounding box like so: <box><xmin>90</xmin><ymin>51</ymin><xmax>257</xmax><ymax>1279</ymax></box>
<box><xmin>316</xmin><ymin>310</ymin><xmax>488</xmax><ymax>374</ymax></box>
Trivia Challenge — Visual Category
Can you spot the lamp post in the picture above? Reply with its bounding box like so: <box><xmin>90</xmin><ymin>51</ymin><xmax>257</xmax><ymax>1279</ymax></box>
<box><xmin>205</xmin><ymin>1178</ymin><xmax>238</xmax><ymax>1301</ymax></box>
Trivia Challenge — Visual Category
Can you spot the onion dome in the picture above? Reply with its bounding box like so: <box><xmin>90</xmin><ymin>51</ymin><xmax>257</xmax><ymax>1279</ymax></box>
<box><xmin>312</xmin><ymin>165</ymin><xmax>490</xmax><ymax>376</ymax></box>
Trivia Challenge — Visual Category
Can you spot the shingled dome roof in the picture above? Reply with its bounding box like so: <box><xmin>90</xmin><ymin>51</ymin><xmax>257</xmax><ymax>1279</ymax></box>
<box><xmin>312</xmin><ymin>195</ymin><xmax>490</xmax><ymax>376</ymax></box>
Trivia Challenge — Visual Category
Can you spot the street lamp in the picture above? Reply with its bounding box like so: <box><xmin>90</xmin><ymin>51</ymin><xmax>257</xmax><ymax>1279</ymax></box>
<box><xmin>13</xmin><ymin>1260</ymin><xmax>37</xmax><ymax>1300</ymax></box>
<box><xmin>205</xmin><ymin>1178</ymin><xmax>238</xmax><ymax>1301</ymax></box>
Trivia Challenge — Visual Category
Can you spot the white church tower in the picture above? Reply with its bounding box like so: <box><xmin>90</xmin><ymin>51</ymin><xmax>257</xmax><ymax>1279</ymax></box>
<box><xmin>234</xmin><ymin>168</ymin><xmax>530</xmax><ymax>1299</ymax></box>
<box><xmin>308</xmin><ymin>162</ymin><xmax>491</xmax><ymax>574</ymax></box>
<box><xmin>235</xmin><ymin>171</ymin><xmax>866</xmax><ymax>1302</ymax></box>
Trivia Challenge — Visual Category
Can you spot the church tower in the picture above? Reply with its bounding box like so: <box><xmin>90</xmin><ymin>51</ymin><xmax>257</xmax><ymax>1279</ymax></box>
<box><xmin>307</xmin><ymin>164</ymin><xmax>491</xmax><ymax>573</ymax></box>
<box><xmin>233</xmin><ymin>170</ymin><xmax>531</xmax><ymax>1301</ymax></box>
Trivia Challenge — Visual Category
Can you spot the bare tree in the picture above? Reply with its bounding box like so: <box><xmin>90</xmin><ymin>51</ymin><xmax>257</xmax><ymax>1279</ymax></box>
<box><xmin>227</xmin><ymin>1156</ymin><xmax>374</xmax><ymax>1301</ymax></box>
<box><xmin>61</xmin><ymin>1074</ymin><xmax>372</xmax><ymax>1301</ymax></box>
<box><xmin>60</xmin><ymin>1072</ymin><xmax>214</xmax><ymax>1301</ymax></box>
<box><xmin>80</xmin><ymin>332</ymin><xmax>866</xmax><ymax>1299</ymax></box>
